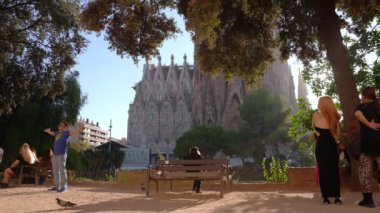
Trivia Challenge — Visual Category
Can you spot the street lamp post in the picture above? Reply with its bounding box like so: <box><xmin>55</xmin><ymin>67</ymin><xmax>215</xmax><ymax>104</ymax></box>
<box><xmin>108</xmin><ymin>119</ymin><xmax>112</xmax><ymax>152</ymax></box>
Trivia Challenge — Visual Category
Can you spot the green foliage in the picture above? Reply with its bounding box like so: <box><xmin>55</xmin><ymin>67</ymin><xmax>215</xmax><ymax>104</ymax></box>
<box><xmin>0</xmin><ymin>0</ymin><xmax>87</xmax><ymax>114</ymax></box>
<box><xmin>239</xmin><ymin>89</ymin><xmax>291</xmax><ymax>158</ymax></box>
<box><xmin>262</xmin><ymin>156</ymin><xmax>289</xmax><ymax>183</ymax></box>
<box><xmin>301</xmin><ymin>18</ymin><xmax>380</xmax><ymax>97</ymax></box>
<box><xmin>80</xmin><ymin>0</ymin><xmax>380</xmax><ymax>135</ymax></box>
<box><xmin>0</xmin><ymin>72</ymin><xmax>85</xmax><ymax>169</ymax></box>
<box><xmin>105</xmin><ymin>173</ymin><xmax>115</xmax><ymax>182</ymax></box>
<box><xmin>80</xmin><ymin>0</ymin><xmax>179</xmax><ymax>63</ymax></box>
<box><xmin>294</xmin><ymin>139</ymin><xmax>316</xmax><ymax>167</ymax></box>
<box><xmin>69</xmin><ymin>141</ymin><xmax>92</xmax><ymax>152</ymax></box>
<box><xmin>183</xmin><ymin>1</ymin><xmax>279</xmax><ymax>83</ymax></box>
<box><xmin>112</xmin><ymin>149</ymin><xmax>126</xmax><ymax>169</ymax></box>
<box><xmin>288</xmin><ymin>98</ymin><xmax>315</xmax><ymax>140</ymax></box>
<box><xmin>81</xmin><ymin>149</ymin><xmax>125</xmax><ymax>171</ymax></box>
<box><xmin>67</xmin><ymin>147</ymin><xmax>85</xmax><ymax>172</ymax></box>
<box><xmin>288</xmin><ymin>98</ymin><xmax>316</xmax><ymax>167</ymax></box>
<box><xmin>173</xmin><ymin>125</ymin><xmax>240</xmax><ymax>159</ymax></box>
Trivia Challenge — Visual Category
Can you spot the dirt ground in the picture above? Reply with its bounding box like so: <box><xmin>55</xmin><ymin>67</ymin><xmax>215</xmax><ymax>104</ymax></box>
<box><xmin>1</xmin><ymin>183</ymin><xmax>380</xmax><ymax>213</ymax></box>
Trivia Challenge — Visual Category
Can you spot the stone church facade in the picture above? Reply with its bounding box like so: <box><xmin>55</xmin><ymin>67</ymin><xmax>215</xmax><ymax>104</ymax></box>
<box><xmin>127</xmin><ymin>54</ymin><xmax>297</xmax><ymax>159</ymax></box>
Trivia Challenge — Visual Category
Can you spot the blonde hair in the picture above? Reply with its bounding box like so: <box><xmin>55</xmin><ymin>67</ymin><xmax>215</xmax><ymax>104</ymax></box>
<box><xmin>318</xmin><ymin>96</ymin><xmax>341</xmax><ymax>138</ymax></box>
<box><xmin>20</xmin><ymin>143</ymin><xmax>38</xmax><ymax>164</ymax></box>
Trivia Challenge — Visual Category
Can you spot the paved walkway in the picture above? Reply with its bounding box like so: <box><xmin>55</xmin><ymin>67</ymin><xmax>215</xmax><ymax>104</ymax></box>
<box><xmin>0</xmin><ymin>185</ymin><xmax>380</xmax><ymax>212</ymax></box>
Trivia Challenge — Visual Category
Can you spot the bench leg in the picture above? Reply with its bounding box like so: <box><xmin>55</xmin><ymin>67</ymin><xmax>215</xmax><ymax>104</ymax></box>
<box><xmin>220</xmin><ymin>169</ymin><xmax>224</xmax><ymax>198</ymax></box>
<box><xmin>146</xmin><ymin>168</ymin><xmax>150</xmax><ymax>197</ymax></box>
<box><xmin>155</xmin><ymin>180</ymin><xmax>159</xmax><ymax>193</ymax></box>
<box><xmin>18</xmin><ymin>174</ymin><xmax>23</xmax><ymax>185</ymax></box>
<box><xmin>35</xmin><ymin>174</ymin><xmax>39</xmax><ymax>185</ymax></box>
<box><xmin>220</xmin><ymin>182</ymin><xmax>223</xmax><ymax>198</ymax></box>
<box><xmin>146</xmin><ymin>179</ymin><xmax>150</xmax><ymax>197</ymax></box>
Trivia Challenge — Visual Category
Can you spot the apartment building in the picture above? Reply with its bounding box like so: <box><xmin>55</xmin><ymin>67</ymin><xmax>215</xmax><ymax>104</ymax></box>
<box><xmin>69</xmin><ymin>118</ymin><xmax>108</xmax><ymax>146</ymax></box>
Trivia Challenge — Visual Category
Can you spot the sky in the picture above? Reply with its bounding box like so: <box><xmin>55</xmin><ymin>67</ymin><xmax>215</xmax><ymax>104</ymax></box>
<box><xmin>73</xmin><ymin>11</ymin><xmax>317</xmax><ymax>140</ymax></box>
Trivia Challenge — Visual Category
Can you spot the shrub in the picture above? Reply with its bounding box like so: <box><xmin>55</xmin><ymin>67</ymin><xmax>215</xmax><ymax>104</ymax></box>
<box><xmin>262</xmin><ymin>156</ymin><xmax>288</xmax><ymax>183</ymax></box>
<box><xmin>67</xmin><ymin>147</ymin><xmax>85</xmax><ymax>172</ymax></box>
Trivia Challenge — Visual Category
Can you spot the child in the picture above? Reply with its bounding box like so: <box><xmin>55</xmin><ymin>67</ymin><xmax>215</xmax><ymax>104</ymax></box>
<box><xmin>44</xmin><ymin>120</ymin><xmax>83</xmax><ymax>192</ymax></box>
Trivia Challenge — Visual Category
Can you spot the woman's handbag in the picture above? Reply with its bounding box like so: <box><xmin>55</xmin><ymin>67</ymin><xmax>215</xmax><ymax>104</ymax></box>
<box><xmin>347</xmin><ymin>132</ymin><xmax>361</xmax><ymax>161</ymax></box>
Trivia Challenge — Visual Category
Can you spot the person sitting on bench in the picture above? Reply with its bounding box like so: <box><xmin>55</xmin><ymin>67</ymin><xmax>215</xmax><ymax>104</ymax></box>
<box><xmin>1</xmin><ymin>143</ymin><xmax>38</xmax><ymax>188</ymax></box>
<box><xmin>183</xmin><ymin>146</ymin><xmax>203</xmax><ymax>193</ymax></box>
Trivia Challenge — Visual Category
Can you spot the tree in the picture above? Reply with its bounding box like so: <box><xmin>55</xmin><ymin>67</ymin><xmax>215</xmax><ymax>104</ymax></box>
<box><xmin>0</xmin><ymin>0</ymin><xmax>86</xmax><ymax>115</ymax></box>
<box><xmin>239</xmin><ymin>89</ymin><xmax>291</xmax><ymax>159</ymax></box>
<box><xmin>288</xmin><ymin>98</ymin><xmax>317</xmax><ymax>166</ymax></box>
<box><xmin>81</xmin><ymin>0</ymin><xmax>380</xmax><ymax>136</ymax></box>
<box><xmin>288</xmin><ymin>98</ymin><xmax>315</xmax><ymax>140</ymax></box>
<box><xmin>181</xmin><ymin>0</ymin><xmax>380</xmax><ymax>135</ymax></box>
<box><xmin>0</xmin><ymin>71</ymin><xmax>86</xmax><ymax>168</ymax></box>
<box><xmin>80</xmin><ymin>0</ymin><xmax>179</xmax><ymax>62</ymax></box>
<box><xmin>302</xmin><ymin>18</ymin><xmax>380</xmax><ymax>98</ymax></box>
<box><xmin>173</xmin><ymin>125</ymin><xmax>239</xmax><ymax>159</ymax></box>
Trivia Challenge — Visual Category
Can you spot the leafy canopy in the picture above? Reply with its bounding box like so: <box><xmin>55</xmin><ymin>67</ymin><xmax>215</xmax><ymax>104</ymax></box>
<box><xmin>302</xmin><ymin>18</ymin><xmax>380</xmax><ymax>97</ymax></box>
<box><xmin>0</xmin><ymin>0</ymin><xmax>86</xmax><ymax>115</ymax></box>
<box><xmin>80</xmin><ymin>0</ymin><xmax>179</xmax><ymax>63</ymax></box>
<box><xmin>173</xmin><ymin>125</ymin><xmax>240</xmax><ymax>159</ymax></box>
<box><xmin>0</xmin><ymin>71</ymin><xmax>86</xmax><ymax>168</ymax></box>
<box><xmin>80</xmin><ymin>0</ymin><xmax>380</xmax><ymax>134</ymax></box>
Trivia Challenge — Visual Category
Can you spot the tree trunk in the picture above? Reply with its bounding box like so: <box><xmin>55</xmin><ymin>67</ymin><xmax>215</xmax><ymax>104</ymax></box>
<box><xmin>311</xmin><ymin>0</ymin><xmax>360</xmax><ymax>136</ymax></box>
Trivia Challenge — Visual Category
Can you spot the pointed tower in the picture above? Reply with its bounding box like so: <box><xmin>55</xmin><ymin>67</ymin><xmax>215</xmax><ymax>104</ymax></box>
<box><xmin>166</xmin><ymin>54</ymin><xmax>179</xmax><ymax>98</ymax></box>
<box><xmin>152</xmin><ymin>56</ymin><xmax>165</xmax><ymax>102</ymax></box>
<box><xmin>298</xmin><ymin>70</ymin><xmax>309</xmax><ymax>103</ymax></box>
<box><xmin>142</xmin><ymin>58</ymin><xmax>153</xmax><ymax>102</ymax></box>
<box><xmin>179</xmin><ymin>54</ymin><xmax>192</xmax><ymax>93</ymax></box>
<box><xmin>142</xmin><ymin>58</ymin><xmax>151</xmax><ymax>82</ymax></box>
<box><xmin>154</xmin><ymin>56</ymin><xmax>165</xmax><ymax>82</ymax></box>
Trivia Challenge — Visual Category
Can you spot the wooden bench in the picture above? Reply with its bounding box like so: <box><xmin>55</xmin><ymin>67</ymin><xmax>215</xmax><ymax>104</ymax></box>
<box><xmin>18</xmin><ymin>164</ymin><xmax>52</xmax><ymax>185</ymax></box>
<box><xmin>146</xmin><ymin>159</ymin><xmax>230</xmax><ymax>197</ymax></box>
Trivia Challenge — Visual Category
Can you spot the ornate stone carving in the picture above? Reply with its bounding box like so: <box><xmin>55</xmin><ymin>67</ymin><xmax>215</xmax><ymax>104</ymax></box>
<box><xmin>127</xmin><ymin>55</ymin><xmax>297</xmax><ymax>155</ymax></box>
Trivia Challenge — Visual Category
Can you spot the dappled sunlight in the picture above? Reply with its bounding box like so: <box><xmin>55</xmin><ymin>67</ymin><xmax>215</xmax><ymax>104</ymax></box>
<box><xmin>0</xmin><ymin>186</ymin><xmax>380</xmax><ymax>213</ymax></box>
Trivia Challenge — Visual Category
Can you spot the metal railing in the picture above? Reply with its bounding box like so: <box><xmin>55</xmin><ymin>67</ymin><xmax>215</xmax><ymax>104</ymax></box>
<box><xmin>70</xmin><ymin>170</ymin><xmax>115</xmax><ymax>181</ymax></box>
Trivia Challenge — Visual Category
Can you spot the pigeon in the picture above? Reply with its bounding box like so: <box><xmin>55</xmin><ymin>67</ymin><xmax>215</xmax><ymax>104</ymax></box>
<box><xmin>56</xmin><ymin>198</ymin><xmax>77</xmax><ymax>208</ymax></box>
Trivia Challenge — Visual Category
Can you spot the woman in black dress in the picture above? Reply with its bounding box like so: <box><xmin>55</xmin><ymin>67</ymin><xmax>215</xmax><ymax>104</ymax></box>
<box><xmin>355</xmin><ymin>87</ymin><xmax>380</xmax><ymax>208</ymax></box>
<box><xmin>312</xmin><ymin>96</ymin><xmax>341</xmax><ymax>204</ymax></box>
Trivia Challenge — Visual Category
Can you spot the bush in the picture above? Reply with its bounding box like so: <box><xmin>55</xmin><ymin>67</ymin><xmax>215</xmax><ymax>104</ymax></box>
<box><xmin>262</xmin><ymin>156</ymin><xmax>288</xmax><ymax>183</ymax></box>
<box><xmin>67</xmin><ymin>147</ymin><xmax>85</xmax><ymax>172</ymax></box>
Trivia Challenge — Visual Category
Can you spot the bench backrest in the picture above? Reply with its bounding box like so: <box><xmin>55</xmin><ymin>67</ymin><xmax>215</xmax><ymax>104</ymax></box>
<box><xmin>153</xmin><ymin>159</ymin><xmax>229</xmax><ymax>179</ymax></box>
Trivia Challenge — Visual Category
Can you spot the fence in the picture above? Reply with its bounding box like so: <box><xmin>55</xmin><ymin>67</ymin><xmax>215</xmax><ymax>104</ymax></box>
<box><xmin>69</xmin><ymin>170</ymin><xmax>116</xmax><ymax>181</ymax></box>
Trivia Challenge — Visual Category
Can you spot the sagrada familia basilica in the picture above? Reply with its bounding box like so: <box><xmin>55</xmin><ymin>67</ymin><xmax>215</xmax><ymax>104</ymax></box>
<box><xmin>127</xmin><ymin>53</ymin><xmax>308</xmax><ymax>160</ymax></box>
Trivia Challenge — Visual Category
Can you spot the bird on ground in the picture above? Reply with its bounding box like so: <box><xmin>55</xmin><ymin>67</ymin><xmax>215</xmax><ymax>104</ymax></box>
<box><xmin>56</xmin><ymin>198</ymin><xmax>77</xmax><ymax>208</ymax></box>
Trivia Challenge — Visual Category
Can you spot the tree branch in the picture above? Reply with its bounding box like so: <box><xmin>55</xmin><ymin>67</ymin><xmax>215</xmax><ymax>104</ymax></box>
<box><xmin>19</xmin><ymin>17</ymin><xmax>43</xmax><ymax>32</ymax></box>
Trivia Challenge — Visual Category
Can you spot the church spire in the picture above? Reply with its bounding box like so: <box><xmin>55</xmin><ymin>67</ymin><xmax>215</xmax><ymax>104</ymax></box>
<box><xmin>298</xmin><ymin>70</ymin><xmax>309</xmax><ymax>103</ymax></box>
<box><xmin>180</xmin><ymin>54</ymin><xmax>190</xmax><ymax>81</ymax></box>
<box><xmin>167</xmin><ymin>54</ymin><xmax>177</xmax><ymax>82</ymax></box>
<box><xmin>167</xmin><ymin>54</ymin><xmax>179</xmax><ymax>96</ymax></box>
<box><xmin>179</xmin><ymin>54</ymin><xmax>192</xmax><ymax>93</ymax></box>
<box><xmin>142</xmin><ymin>58</ymin><xmax>151</xmax><ymax>81</ymax></box>
<box><xmin>154</xmin><ymin>55</ymin><xmax>164</xmax><ymax>82</ymax></box>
